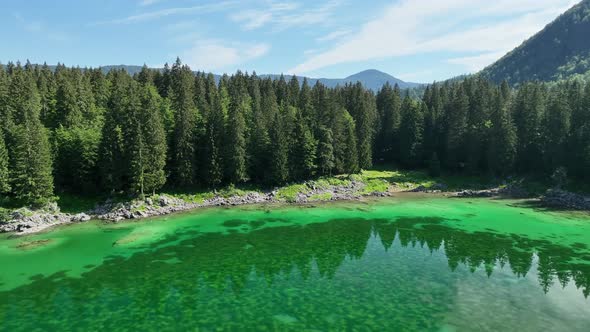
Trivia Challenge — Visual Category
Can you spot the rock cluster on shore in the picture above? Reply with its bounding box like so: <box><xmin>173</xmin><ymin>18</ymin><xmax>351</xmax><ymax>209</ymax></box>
<box><xmin>455</xmin><ymin>184</ymin><xmax>529</xmax><ymax>198</ymax></box>
<box><xmin>541</xmin><ymin>189</ymin><xmax>590</xmax><ymax>210</ymax></box>
<box><xmin>2</xmin><ymin>181</ymin><xmax>587</xmax><ymax>236</ymax></box>
<box><xmin>0</xmin><ymin>180</ymin><xmax>383</xmax><ymax>235</ymax></box>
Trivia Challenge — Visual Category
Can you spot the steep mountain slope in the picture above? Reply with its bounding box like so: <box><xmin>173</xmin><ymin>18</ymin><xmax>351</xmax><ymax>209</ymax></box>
<box><xmin>481</xmin><ymin>0</ymin><xmax>590</xmax><ymax>84</ymax></box>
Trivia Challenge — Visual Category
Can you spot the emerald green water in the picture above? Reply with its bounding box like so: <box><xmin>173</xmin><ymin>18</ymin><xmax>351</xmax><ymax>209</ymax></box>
<box><xmin>1</xmin><ymin>196</ymin><xmax>590</xmax><ymax>331</ymax></box>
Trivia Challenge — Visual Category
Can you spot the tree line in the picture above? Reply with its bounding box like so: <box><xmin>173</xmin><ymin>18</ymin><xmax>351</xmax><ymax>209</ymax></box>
<box><xmin>0</xmin><ymin>59</ymin><xmax>589</xmax><ymax>206</ymax></box>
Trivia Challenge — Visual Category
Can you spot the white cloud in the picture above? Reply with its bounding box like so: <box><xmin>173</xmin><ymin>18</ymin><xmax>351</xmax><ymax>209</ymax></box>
<box><xmin>316</xmin><ymin>29</ymin><xmax>351</xmax><ymax>43</ymax></box>
<box><xmin>139</xmin><ymin>0</ymin><xmax>165</xmax><ymax>6</ymax></box>
<box><xmin>288</xmin><ymin>0</ymin><xmax>580</xmax><ymax>74</ymax></box>
<box><xmin>13</xmin><ymin>12</ymin><xmax>69</xmax><ymax>42</ymax></box>
<box><xmin>96</xmin><ymin>1</ymin><xmax>238</xmax><ymax>25</ymax></box>
<box><xmin>180</xmin><ymin>40</ymin><xmax>270</xmax><ymax>72</ymax></box>
<box><xmin>230</xmin><ymin>0</ymin><xmax>341</xmax><ymax>31</ymax></box>
<box><xmin>446</xmin><ymin>52</ymin><xmax>507</xmax><ymax>72</ymax></box>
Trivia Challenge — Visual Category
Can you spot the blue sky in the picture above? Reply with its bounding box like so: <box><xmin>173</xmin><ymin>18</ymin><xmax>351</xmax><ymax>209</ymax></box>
<box><xmin>0</xmin><ymin>0</ymin><xmax>581</xmax><ymax>82</ymax></box>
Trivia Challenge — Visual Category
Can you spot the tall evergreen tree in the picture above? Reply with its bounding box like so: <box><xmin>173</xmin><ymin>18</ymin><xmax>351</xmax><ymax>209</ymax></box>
<box><xmin>398</xmin><ymin>97</ymin><xmax>424</xmax><ymax>167</ymax></box>
<box><xmin>513</xmin><ymin>83</ymin><xmax>545</xmax><ymax>173</ymax></box>
<box><xmin>0</xmin><ymin>130</ymin><xmax>10</xmax><ymax>194</ymax></box>
<box><xmin>316</xmin><ymin>126</ymin><xmax>335</xmax><ymax>176</ymax></box>
<box><xmin>224</xmin><ymin>89</ymin><xmax>249</xmax><ymax>184</ymax></box>
<box><xmin>268</xmin><ymin>113</ymin><xmax>289</xmax><ymax>185</ymax></box>
<box><xmin>289</xmin><ymin>112</ymin><xmax>317</xmax><ymax>180</ymax></box>
<box><xmin>488</xmin><ymin>93</ymin><xmax>517</xmax><ymax>175</ymax></box>
<box><xmin>375</xmin><ymin>83</ymin><xmax>401</xmax><ymax>161</ymax></box>
<box><xmin>10</xmin><ymin>78</ymin><xmax>54</xmax><ymax>206</ymax></box>
<box><xmin>444</xmin><ymin>85</ymin><xmax>469</xmax><ymax>170</ymax></box>
<box><xmin>99</xmin><ymin>70</ymin><xmax>128</xmax><ymax>193</ymax></box>
<box><xmin>543</xmin><ymin>90</ymin><xmax>571</xmax><ymax>172</ymax></box>
<box><xmin>170</xmin><ymin>59</ymin><xmax>198</xmax><ymax>187</ymax></box>
<box><xmin>202</xmin><ymin>81</ymin><xmax>225</xmax><ymax>187</ymax></box>
<box><xmin>341</xmin><ymin>111</ymin><xmax>359</xmax><ymax>174</ymax></box>
<box><xmin>135</xmin><ymin>85</ymin><xmax>167</xmax><ymax>195</ymax></box>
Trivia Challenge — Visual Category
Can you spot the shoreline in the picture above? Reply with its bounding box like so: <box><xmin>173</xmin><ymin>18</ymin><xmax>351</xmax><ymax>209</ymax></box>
<box><xmin>1</xmin><ymin>179</ymin><xmax>588</xmax><ymax>237</ymax></box>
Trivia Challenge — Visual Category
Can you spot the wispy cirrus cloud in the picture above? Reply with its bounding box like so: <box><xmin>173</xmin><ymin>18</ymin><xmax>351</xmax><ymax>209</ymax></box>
<box><xmin>230</xmin><ymin>0</ymin><xmax>342</xmax><ymax>31</ymax></box>
<box><xmin>289</xmin><ymin>0</ymin><xmax>581</xmax><ymax>75</ymax></box>
<box><xmin>94</xmin><ymin>1</ymin><xmax>238</xmax><ymax>25</ymax></box>
<box><xmin>13</xmin><ymin>13</ymin><xmax>69</xmax><ymax>42</ymax></box>
<box><xmin>139</xmin><ymin>0</ymin><xmax>166</xmax><ymax>6</ymax></box>
<box><xmin>316</xmin><ymin>29</ymin><xmax>351</xmax><ymax>43</ymax></box>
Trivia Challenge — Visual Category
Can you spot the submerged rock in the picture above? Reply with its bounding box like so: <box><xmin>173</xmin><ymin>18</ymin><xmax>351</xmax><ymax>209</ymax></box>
<box><xmin>541</xmin><ymin>189</ymin><xmax>590</xmax><ymax>211</ymax></box>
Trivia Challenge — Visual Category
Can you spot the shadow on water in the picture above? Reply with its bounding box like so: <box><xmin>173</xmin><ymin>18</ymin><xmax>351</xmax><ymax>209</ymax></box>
<box><xmin>1</xmin><ymin>215</ymin><xmax>590</xmax><ymax>330</ymax></box>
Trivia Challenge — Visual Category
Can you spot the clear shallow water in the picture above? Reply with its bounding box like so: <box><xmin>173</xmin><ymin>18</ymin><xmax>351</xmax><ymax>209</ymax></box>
<box><xmin>1</xmin><ymin>196</ymin><xmax>590</xmax><ymax>331</ymax></box>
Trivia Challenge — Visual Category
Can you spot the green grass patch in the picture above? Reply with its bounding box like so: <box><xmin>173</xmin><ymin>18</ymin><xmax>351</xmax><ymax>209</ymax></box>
<box><xmin>309</xmin><ymin>192</ymin><xmax>333</xmax><ymax>201</ymax></box>
<box><xmin>277</xmin><ymin>184</ymin><xmax>310</xmax><ymax>203</ymax></box>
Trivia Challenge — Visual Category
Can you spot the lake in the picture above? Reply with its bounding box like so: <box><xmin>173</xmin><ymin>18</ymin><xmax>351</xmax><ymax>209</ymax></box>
<box><xmin>1</xmin><ymin>196</ymin><xmax>589</xmax><ymax>331</ymax></box>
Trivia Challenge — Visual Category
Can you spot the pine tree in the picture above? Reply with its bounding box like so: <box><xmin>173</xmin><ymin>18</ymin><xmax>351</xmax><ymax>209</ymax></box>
<box><xmin>341</xmin><ymin>111</ymin><xmax>359</xmax><ymax>174</ymax></box>
<box><xmin>568</xmin><ymin>83</ymin><xmax>590</xmax><ymax>178</ymax></box>
<box><xmin>298</xmin><ymin>78</ymin><xmax>314</xmax><ymax>125</ymax></box>
<box><xmin>543</xmin><ymin>89</ymin><xmax>570</xmax><ymax>172</ymax></box>
<box><xmin>289</xmin><ymin>112</ymin><xmax>317</xmax><ymax>180</ymax></box>
<box><xmin>170</xmin><ymin>59</ymin><xmax>198</xmax><ymax>187</ymax></box>
<box><xmin>99</xmin><ymin>70</ymin><xmax>128</xmax><ymax>193</ymax></box>
<box><xmin>225</xmin><ymin>89</ymin><xmax>248</xmax><ymax>184</ymax></box>
<box><xmin>399</xmin><ymin>96</ymin><xmax>424</xmax><ymax>167</ymax></box>
<box><xmin>137</xmin><ymin>64</ymin><xmax>154</xmax><ymax>86</ymax></box>
<box><xmin>0</xmin><ymin>130</ymin><xmax>10</xmax><ymax>194</ymax></box>
<box><xmin>488</xmin><ymin>93</ymin><xmax>517</xmax><ymax>175</ymax></box>
<box><xmin>375</xmin><ymin>83</ymin><xmax>401</xmax><ymax>161</ymax></box>
<box><xmin>37</xmin><ymin>63</ymin><xmax>57</xmax><ymax>128</ymax></box>
<box><xmin>268</xmin><ymin>113</ymin><xmax>289</xmax><ymax>185</ymax></box>
<box><xmin>0</xmin><ymin>65</ymin><xmax>9</xmax><ymax>138</ymax></box>
<box><xmin>287</xmin><ymin>75</ymin><xmax>300</xmax><ymax>107</ymax></box>
<box><xmin>445</xmin><ymin>85</ymin><xmax>469</xmax><ymax>170</ymax></box>
<box><xmin>10</xmin><ymin>81</ymin><xmax>54</xmax><ymax>206</ymax></box>
<box><xmin>203</xmin><ymin>82</ymin><xmax>225</xmax><ymax>187</ymax></box>
<box><xmin>137</xmin><ymin>85</ymin><xmax>167</xmax><ymax>195</ymax></box>
<box><xmin>55</xmin><ymin>69</ymin><xmax>83</xmax><ymax>127</ymax></box>
<box><xmin>513</xmin><ymin>83</ymin><xmax>545</xmax><ymax>173</ymax></box>
<box><xmin>316</xmin><ymin>126</ymin><xmax>335</xmax><ymax>176</ymax></box>
<box><xmin>248</xmin><ymin>86</ymin><xmax>275</xmax><ymax>183</ymax></box>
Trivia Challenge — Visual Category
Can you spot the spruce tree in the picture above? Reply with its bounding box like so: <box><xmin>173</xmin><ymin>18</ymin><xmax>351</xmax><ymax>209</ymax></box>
<box><xmin>137</xmin><ymin>85</ymin><xmax>167</xmax><ymax>195</ymax></box>
<box><xmin>543</xmin><ymin>90</ymin><xmax>570</xmax><ymax>172</ymax></box>
<box><xmin>375</xmin><ymin>83</ymin><xmax>401</xmax><ymax>161</ymax></box>
<box><xmin>445</xmin><ymin>86</ymin><xmax>469</xmax><ymax>169</ymax></box>
<box><xmin>10</xmin><ymin>81</ymin><xmax>54</xmax><ymax>206</ymax></box>
<box><xmin>0</xmin><ymin>130</ymin><xmax>10</xmax><ymax>194</ymax></box>
<box><xmin>342</xmin><ymin>111</ymin><xmax>359</xmax><ymax>174</ymax></box>
<box><xmin>513</xmin><ymin>83</ymin><xmax>545</xmax><ymax>173</ymax></box>
<box><xmin>203</xmin><ymin>82</ymin><xmax>225</xmax><ymax>187</ymax></box>
<box><xmin>170</xmin><ymin>59</ymin><xmax>198</xmax><ymax>187</ymax></box>
<box><xmin>99</xmin><ymin>71</ymin><xmax>128</xmax><ymax>193</ymax></box>
<box><xmin>224</xmin><ymin>90</ymin><xmax>249</xmax><ymax>184</ymax></box>
<box><xmin>399</xmin><ymin>98</ymin><xmax>424</xmax><ymax>167</ymax></box>
<box><xmin>316</xmin><ymin>126</ymin><xmax>335</xmax><ymax>176</ymax></box>
<box><xmin>488</xmin><ymin>93</ymin><xmax>517</xmax><ymax>175</ymax></box>
<box><xmin>268</xmin><ymin>113</ymin><xmax>289</xmax><ymax>185</ymax></box>
<box><xmin>289</xmin><ymin>112</ymin><xmax>317</xmax><ymax>180</ymax></box>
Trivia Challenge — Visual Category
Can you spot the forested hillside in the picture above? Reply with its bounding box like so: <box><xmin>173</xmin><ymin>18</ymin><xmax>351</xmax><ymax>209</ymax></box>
<box><xmin>481</xmin><ymin>0</ymin><xmax>590</xmax><ymax>84</ymax></box>
<box><xmin>0</xmin><ymin>59</ymin><xmax>589</xmax><ymax>207</ymax></box>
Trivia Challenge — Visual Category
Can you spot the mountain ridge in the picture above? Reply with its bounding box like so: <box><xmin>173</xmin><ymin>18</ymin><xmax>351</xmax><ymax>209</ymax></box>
<box><xmin>47</xmin><ymin>64</ymin><xmax>422</xmax><ymax>90</ymax></box>
<box><xmin>480</xmin><ymin>0</ymin><xmax>590</xmax><ymax>84</ymax></box>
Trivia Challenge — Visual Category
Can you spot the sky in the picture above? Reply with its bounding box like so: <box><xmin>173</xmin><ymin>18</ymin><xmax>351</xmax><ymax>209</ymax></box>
<box><xmin>0</xmin><ymin>0</ymin><xmax>581</xmax><ymax>82</ymax></box>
